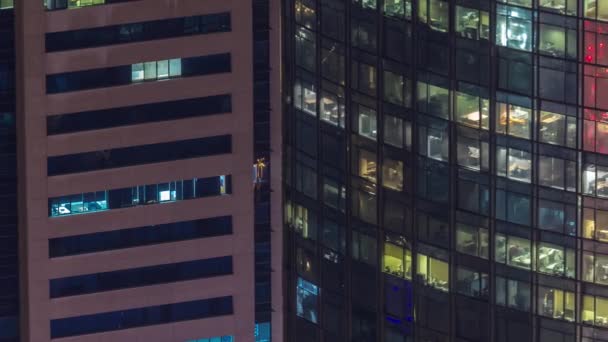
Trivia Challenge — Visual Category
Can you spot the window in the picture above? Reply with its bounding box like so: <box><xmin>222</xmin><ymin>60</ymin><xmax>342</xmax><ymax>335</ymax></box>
<box><xmin>321</xmin><ymin>39</ymin><xmax>345</xmax><ymax>84</ymax></box>
<box><xmin>539</xmin><ymin>110</ymin><xmax>577</xmax><ymax>147</ymax></box>
<box><xmin>384</xmin><ymin>0</ymin><xmax>412</xmax><ymax>19</ymax></box>
<box><xmin>540</xmin><ymin>0</ymin><xmax>575</xmax><ymax>15</ymax></box>
<box><xmin>320</xmin><ymin>90</ymin><xmax>345</xmax><ymax>127</ymax></box>
<box><xmin>418</xmin><ymin>0</ymin><xmax>449</xmax><ymax>32</ymax></box>
<box><xmin>455</xmin><ymin>90</ymin><xmax>489</xmax><ymax>130</ymax></box>
<box><xmin>455</xmin><ymin>266</ymin><xmax>488</xmax><ymax>298</ymax></box>
<box><xmin>131</xmin><ymin>59</ymin><xmax>181</xmax><ymax>82</ymax></box>
<box><xmin>584</xmin><ymin>0</ymin><xmax>608</xmax><ymax>20</ymax></box>
<box><xmin>538</xmin><ymin>18</ymin><xmax>577</xmax><ymax>59</ymax></box>
<box><xmin>383</xmin><ymin>70</ymin><xmax>412</xmax><ymax>107</ymax></box>
<box><xmin>582</xmin><ymin>207</ymin><xmax>608</xmax><ymax>242</ymax></box>
<box><xmin>356</xmin><ymin>148</ymin><xmax>377</xmax><ymax>183</ymax></box>
<box><xmin>50</xmin><ymin>257</ymin><xmax>232</xmax><ymax>297</ymax></box>
<box><xmin>47</xmin><ymin>136</ymin><xmax>231</xmax><ymax>176</ymax></box>
<box><xmin>357</xmin><ymin>105</ymin><xmax>377</xmax><ymax>140</ymax></box>
<box><xmin>51</xmin><ymin>297</ymin><xmax>233</xmax><ymax>338</ymax></box>
<box><xmin>296</xmin><ymin>26</ymin><xmax>316</xmax><ymax>72</ymax></box>
<box><xmin>48</xmin><ymin>54</ymin><xmax>227</xmax><ymax>93</ymax></box>
<box><xmin>417</xmin><ymin>253</ymin><xmax>449</xmax><ymax>292</ymax></box>
<box><xmin>49</xmin><ymin>216</ymin><xmax>232</xmax><ymax>257</ymax></box>
<box><xmin>49</xmin><ymin>175</ymin><xmax>229</xmax><ymax>217</ymax></box>
<box><xmin>496</xmin><ymin>189</ymin><xmax>531</xmax><ymax>226</ymax></box>
<box><xmin>417</xmin><ymin>157</ymin><xmax>449</xmax><ymax>203</ymax></box>
<box><xmin>296</xmin><ymin>277</ymin><xmax>319</xmax><ymax>323</ymax></box>
<box><xmin>186</xmin><ymin>335</ymin><xmax>234</xmax><ymax>342</ymax></box>
<box><xmin>457</xmin><ymin>127</ymin><xmax>489</xmax><ymax>171</ymax></box>
<box><xmin>496</xmin><ymin>146</ymin><xmax>531</xmax><ymax>183</ymax></box>
<box><xmin>352</xmin><ymin>60</ymin><xmax>377</xmax><ymax>96</ymax></box>
<box><xmin>456</xmin><ymin>223</ymin><xmax>489</xmax><ymax>259</ymax></box>
<box><xmin>0</xmin><ymin>0</ymin><xmax>13</xmax><ymax>9</ymax></box>
<box><xmin>417</xmin><ymin>81</ymin><xmax>449</xmax><ymax>119</ymax></box>
<box><xmin>49</xmin><ymin>191</ymin><xmax>107</xmax><ymax>217</ymax></box>
<box><xmin>384</xmin><ymin>115</ymin><xmax>406</xmax><ymax>149</ymax></box>
<box><xmin>295</xmin><ymin>0</ymin><xmax>316</xmax><ymax>29</ymax></box>
<box><xmin>382</xmin><ymin>158</ymin><xmax>404</xmax><ymax>191</ymax></box>
<box><xmin>583</xmin><ymin>252</ymin><xmax>608</xmax><ymax>285</ymax></box>
<box><xmin>582</xmin><ymin>295</ymin><xmax>608</xmax><ymax>327</ymax></box>
<box><xmin>46</xmin><ymin>0</ymin><xmax>106</xmax><ymax>10</ymax></box>
<box><xmin>537</xmin><ymin>242</ymin><xmax>575</xmax><ymax>278</ymax></box>
<box><xmin>383</xmin><ymin>239</ymin><xmax>412</xmax><ymax>279</ymax></box>
<box><xmin>496</xmin><ymin>5</ymin><xmax>533</xmax><ymax>51</ymax></box>
<box><xmin>294</xmin><ymin>77</ymin><xmax>317</xmax><ymax>116</ymax></box>
<box><xmin>495</xmin><ymin>233</ymin><xmax>531</xmax><ymax>270</ymax></box>
<box><xmin>46</xmin><ymin>13</ymin><xmax>231</xmax><ymax>51</ymax></box>
<box><xmin>48</xmin><ymin>95</ymin><xmax>231</xmax><ymax>135</ymax></box>
<box><xmin>496</xmin><ymin>102</ymin><xmax>532</xmax><ymax>139</ymax></box>
<box><xmin>352</xmin><ymin>230</ymin><xmax>377</xmax><ymax>265</ymax></box>
<box><xmin>495</xmin><ymin>276</ymin><xmax>530</xmax><ymax>311</ymax></box>
<box><xmin>583</xmin><ymin>110</ymin><xmax>608</xmax><ymax>155</ymax></box>
<box><xmin>538</xmin><ymin>199</ymin><xmax>576</xmax><ymax>235</ymax></box>
<box><xmin>583</xmin><ymin>164</ymin><xmax>608</xmax><ymax>198</ymax></box>
<box><xmin>418</xmin><ymin>117</ymin><xmax>449</xmax><ymax>162</ymax></box>
<box><xmin>539</xmin><ymin>155</ymin><xmax>576</xmax><ymax>191</ymax></box>
<box><xmin>286</xmin><ymin>202</ymin><xmax>317</xmax><ymax>240</ymax></box>
<box><xmin>455</xmin><ymin>6</ymin><xmax>490</xmax><ymax>40</ymax></box>
<box><xmin>538</xmin><ymin>287</ymin><xmax>575</xmax><ymax>321</ymax></box>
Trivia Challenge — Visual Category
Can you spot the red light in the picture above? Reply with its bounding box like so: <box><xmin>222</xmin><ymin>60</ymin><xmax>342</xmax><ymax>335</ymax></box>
<box><xmin>587</xmin><ymin>55</ymin><xmax>594</xmax><ymax>62</ymax></box>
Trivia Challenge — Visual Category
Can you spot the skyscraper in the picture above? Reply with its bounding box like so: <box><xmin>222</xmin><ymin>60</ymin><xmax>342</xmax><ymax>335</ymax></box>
<box><xmin>1</xmin><ymin>0</ymin><xmax>282</xmax><ymax>341</ymax></box>
<box><xmin>284</xmin><ymin>0</ymin><xmax>608</xmax><ymax>341</ymax></box>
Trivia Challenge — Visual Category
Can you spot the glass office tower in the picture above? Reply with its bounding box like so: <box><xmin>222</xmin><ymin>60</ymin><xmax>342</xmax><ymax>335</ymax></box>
<box><xmin>284</xmin><ymin>0</ymin><xmax>608</xmax><ymax>341</ymax></box>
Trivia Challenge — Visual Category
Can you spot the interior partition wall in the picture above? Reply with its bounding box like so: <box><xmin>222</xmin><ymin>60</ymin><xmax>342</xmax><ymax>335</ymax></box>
<box><xmin>284</xmin><ymin>0</ymin><xmax>608</xmax><ymax>341</ymax></box>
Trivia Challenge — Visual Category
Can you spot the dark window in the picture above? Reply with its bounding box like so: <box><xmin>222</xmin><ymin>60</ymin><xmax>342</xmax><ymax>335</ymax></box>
<box><xmin>50</xmin><ymin>256</ymin><xmax>232</xmax><ymax>297</ymax></box>
<box><xmin>49</xmin><ymin>216</ymin><xmax>232</xmax><ymax>257</ymax></box>
<box><xmin>50</xmin><ymin>296</ymin><xmax>233</xmax><ymax>338</ymax></box>
<box><xmin>47</xmin><ymin>135</ymin><xmax>231</xmax><ymax>176</ymax></box>
<box><xmin>47</xmin><ymin>95</ymin><xmax>231</xmax><ymax>134</ymax></box>
<box><xmin>46</xmin><ymin>13</ymin><xmax>231</xmax><ymax>52</ymax></box>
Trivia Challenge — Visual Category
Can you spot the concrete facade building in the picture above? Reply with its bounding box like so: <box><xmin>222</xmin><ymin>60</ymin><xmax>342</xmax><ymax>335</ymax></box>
<box><xmin>1</xmin><ymin>0</ymin><xmax>282</xmax><ymax>341</ymax></box>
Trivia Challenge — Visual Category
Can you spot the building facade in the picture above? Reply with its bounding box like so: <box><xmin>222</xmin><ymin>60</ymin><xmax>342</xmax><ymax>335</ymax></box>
<box><xmin>1</xmin><ymin>0</ymin><xmax>281</xmax><ymax>341</ymax></box>
<box><xmin>283</xmin><ymin>0</ymin><xmax>608</xmax><ymax>341</ymax></box>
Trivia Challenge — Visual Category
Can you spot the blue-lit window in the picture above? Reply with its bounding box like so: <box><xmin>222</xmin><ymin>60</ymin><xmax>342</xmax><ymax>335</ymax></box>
<box><xmin>255</xmin><ymin>322</ymin><xmax>271</xmax><ymax>342</ymax></box>
<box><xmin>131</xmin><ymin>59</ymin><xmax>181</xmax><ymax>82</ymax></box>
<box><xmin>296</xmin><ymin>277</ymin><xmax>319</xmax><ymax>323</ymax></box>
<box><xmin>49</xmin><ymin>175</ymin><xmax>230</xmax><ymax>217</ymax></box>
<box><xmin>49</xmin><ymin>191</ymin><xmax>108</xmax><ymax>217</ymax></box>
<box><xmin>186</xmin><ymin>336</ymin><xmax>234</xmax><ymax>342</ymax></box>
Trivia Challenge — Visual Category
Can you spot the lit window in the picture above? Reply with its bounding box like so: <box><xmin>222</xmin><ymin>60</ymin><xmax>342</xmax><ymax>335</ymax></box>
<box><xmin>357</xmin><ymin>105</ymin><xmax>377</xmax><ymax>140</ymax></box>
<box><xmin>382</xmin><ymin>158</ymin><xmax>403</xmax><ymax>191</ymax></box>
<box><xmin>417</xmin><ymin>252</ymin><xmax>449</xmax><ymax>292</ymax></box>
<box><xmin>455</xmin><ymin>6</ymin><xmax>490</xmax><ymax>40</ymax></box>
<box><xmin>496</xmin><ymin>146</ymin><xmax>531</xmax><ymax>183</ymax></box>
<box><xmin>496</xmin><ymin>5</ymin><xmax>533</xmax><ymax>51</ymax></box>
<box><xmin>296</xmin><ymin>277</ymin><xmax>319</xmax><ymax>323</ymax></box>
<box><xmin>538</xmin><ymin>287</ymin><xmax>575</xmax><ymax>321</ymax></box>
<box><xmin>537</xmin><ymin>242</ymin><xmax>575</xmax><ymax>278</ymax></box>
<box><xmin>0</xmin><ymin>0</ymin><xmax>13</xmax><ymax>9</ymax></box>
<box><xmin>495</xmin><ymin>233</ymin><xmax>531</xmax><ymax>270</ymax></box>
<box><xmin>383</xmin><ymin>239</ymin><xmax>412</xmax><ymax>279</ymax></box>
